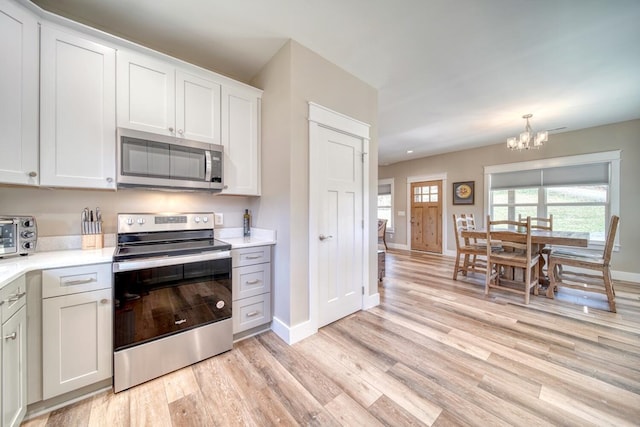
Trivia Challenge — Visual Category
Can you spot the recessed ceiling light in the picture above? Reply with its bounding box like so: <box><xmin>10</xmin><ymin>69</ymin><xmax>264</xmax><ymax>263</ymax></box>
<box><xmin>407</xmin><ymin>150</ymin><xmax>414</xmax><ymax>154</ymax></box>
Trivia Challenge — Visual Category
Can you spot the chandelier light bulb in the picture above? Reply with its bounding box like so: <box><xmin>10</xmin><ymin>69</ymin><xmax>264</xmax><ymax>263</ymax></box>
<box><xmin>507</xmin><ymin>114</ymin><xmax>548</xmax><ymax>151</ymax></box>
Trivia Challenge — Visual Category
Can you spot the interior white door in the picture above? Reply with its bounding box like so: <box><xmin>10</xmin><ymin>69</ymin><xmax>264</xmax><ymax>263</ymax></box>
<box><xmin>316</xmin><ymin>125</ymin><xmax>364</xmax><ymax>327</ymax></box>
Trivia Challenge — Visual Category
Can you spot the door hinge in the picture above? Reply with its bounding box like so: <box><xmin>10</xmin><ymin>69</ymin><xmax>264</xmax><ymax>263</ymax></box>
<box><xmin>361</xmin><ymin>152</ymin><xmax>367</xmax><ymax>162</ymax></box>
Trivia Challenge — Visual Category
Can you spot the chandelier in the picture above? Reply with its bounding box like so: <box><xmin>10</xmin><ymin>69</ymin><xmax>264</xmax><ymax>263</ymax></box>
<box><xmin>507</xmin><ymin>114</ymin><xmax>548</xmax><ymax>150</ymax></box>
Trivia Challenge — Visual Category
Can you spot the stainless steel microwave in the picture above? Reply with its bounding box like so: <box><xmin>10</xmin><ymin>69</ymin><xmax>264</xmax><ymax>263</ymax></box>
<box><xmin>117</xmin><ymin>128</ymin><xmax>224</xmax><ymax>191</ymax></box>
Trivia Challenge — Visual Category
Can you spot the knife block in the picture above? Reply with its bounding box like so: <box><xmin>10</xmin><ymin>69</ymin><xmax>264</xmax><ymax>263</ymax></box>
<box><xmin>81</xmin><ymin>233</ymin><xmax>104</xmax><ymax>250</ymax></box>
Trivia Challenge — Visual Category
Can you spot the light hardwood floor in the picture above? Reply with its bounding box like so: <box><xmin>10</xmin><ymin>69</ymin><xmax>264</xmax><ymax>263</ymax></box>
<box><xmin>23</xmin><ymin>250</ymin><xmax>640</xmax><ymax>426</ymax></box>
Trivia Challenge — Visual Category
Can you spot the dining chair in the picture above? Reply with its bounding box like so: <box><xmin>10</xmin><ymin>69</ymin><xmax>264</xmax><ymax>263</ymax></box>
<box><xmin>519</xmin><ymin>213</ymin><xmax>553</xmax><ymax>276</ymax></box>
<box><xmin>452</xmin><ymin>214</ymin><xmax>488</xmax><ymax>280</ymax></box>
<box><xmin>519</xmin><ymin>214</ymin><xmax>553</xmax><ymax>231</ymax></box>
<box><xmin>485</xmin><ymin>216</ymin><xmax>540</xmax><ymax>304</ymax></box>
<box><xmin>547</xmin><ymin>215</ymin><xmax>620</xmax><ymax>312</ymax></box>
<box><xmin>377</xmin><ymin>219</ymin><xmax>388</xmax><ymax>250</ymax></box>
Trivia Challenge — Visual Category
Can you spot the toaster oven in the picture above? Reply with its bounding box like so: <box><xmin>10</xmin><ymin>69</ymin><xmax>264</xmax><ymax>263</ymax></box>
<box><xmin>0</xmin><ymin>216</ymin><xmax>37</xmax><ymax>258</ymax></box>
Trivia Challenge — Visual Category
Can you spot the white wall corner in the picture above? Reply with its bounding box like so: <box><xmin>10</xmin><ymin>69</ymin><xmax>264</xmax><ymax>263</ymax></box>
<box><xmin>270</xmin><ymin>316</ymin><xmax>317</xmax><ymax>345</ymax></box>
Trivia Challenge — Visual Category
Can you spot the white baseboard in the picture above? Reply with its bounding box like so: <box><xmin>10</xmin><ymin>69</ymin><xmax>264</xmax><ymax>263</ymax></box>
<box><xmin>363</xmin><ymin>292</ymin><xmax>380</xmax><ymax>309</ymax></box>
<box><xmin>271</xmin><ymin>316</ymin><xmax>317</xmax><ymax>345</ymax></box>
<box><xmin>387</xmin><ymin>242</ymin><xmax>410</xmax><ymax>250</ymax></box>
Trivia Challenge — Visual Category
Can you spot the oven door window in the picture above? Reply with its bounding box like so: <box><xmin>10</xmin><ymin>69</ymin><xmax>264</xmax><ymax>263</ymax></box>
<box><xmin>114</xmin><ymin>258</ymin><xmax>231</xmax><ymax>351</ymax></box>
<box><xmin>0</xmin><ymin>222</ymin><xmax>16</xmax><ymax>255</ymax></box>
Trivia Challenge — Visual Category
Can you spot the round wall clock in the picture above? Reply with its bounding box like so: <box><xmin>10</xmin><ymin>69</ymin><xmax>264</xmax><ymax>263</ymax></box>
<box><xmin>456</xmin><ymin>184</ymin><xmax>472</xmax><ymax>199</ymax></box>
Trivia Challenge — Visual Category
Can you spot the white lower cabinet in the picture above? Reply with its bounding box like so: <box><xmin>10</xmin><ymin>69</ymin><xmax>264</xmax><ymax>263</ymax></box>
<box><xmin>41</xmin><ymin>264</ymin><xmax>112</xmax><ymax>399</ymax></box>
<box><xmin>1</xmin><ymin>276</ymin><xmax>27</xmax><ymax>427</ymax></box>
<box><xmin>232</xmin><ymin>246</ymin><xmax>272</xmax><ymax>334</ymax></box>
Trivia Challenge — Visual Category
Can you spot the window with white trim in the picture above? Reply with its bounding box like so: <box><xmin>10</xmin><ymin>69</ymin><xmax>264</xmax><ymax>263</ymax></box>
<box><xmin>377</xmin><ymin>179</ymin><xmax>394</xmax><ymax>230</ymax></box>
<box><xmin>486</xmin><ymin>151</ymin><xmax>620</xmax><ymax>246</ymax></box>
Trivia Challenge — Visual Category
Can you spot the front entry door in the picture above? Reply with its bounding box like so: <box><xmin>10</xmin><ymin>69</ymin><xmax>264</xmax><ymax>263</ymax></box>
<box><xmin>316</xmin><ymin>125</ymin><xmax>364</xmax><ymax>328</ymax></box>
<box><xmin>410</xmin><ymin>180</ymin><xmax>443</xmax><ymax>253</ymax></box>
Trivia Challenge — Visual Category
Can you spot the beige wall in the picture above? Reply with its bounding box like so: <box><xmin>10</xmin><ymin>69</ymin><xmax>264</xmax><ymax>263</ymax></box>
<box><xmin>379</xmin><ymin>119</ymin><xmax>640</xmax><ymax>275</ymax></box>
<box><xmin>0</xmin><ymin>186</ymin><xmax>251</xmax><ymax>236</ymax></box>
<box><xmin>252</xmin><ymin>40</ymin><xmax>378</xmax><ymax>329</ymax></box>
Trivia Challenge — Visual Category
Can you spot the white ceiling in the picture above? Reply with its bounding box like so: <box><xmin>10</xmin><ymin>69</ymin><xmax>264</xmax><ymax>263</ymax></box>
<box><xmin>31</xmin><ymin>0</ymin><xmax>640</xmax><ymax>165</ymax></box>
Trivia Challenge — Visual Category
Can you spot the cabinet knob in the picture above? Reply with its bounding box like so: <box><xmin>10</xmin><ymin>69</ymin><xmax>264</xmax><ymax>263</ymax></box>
<box><xmin>28</xmin><ymin>171</ymin><xmax>37</xmax><ymax>177</ymax></box>
<box><xmin>178</xmin><ymin>129</ymin><xmax>184</xmax><ymax>135</ymax></box>
<box><xmin>168</xmin><ymin>127</ymin><xmax>174</xmax><ymax>133</ymax></box>
<box><xmin>106</xmin><ymin>177</ymin><xmax>114</xmax><ymax>183</ymax></box>
<box><xmin>4</xmin><ymin>332</ymin><xmax>17</xmax><ymax>341</ymax></box>
<box><xmin>100</xmin><ymin>299</ymin><xmax>109</xmax><ymax>304</ymax></box>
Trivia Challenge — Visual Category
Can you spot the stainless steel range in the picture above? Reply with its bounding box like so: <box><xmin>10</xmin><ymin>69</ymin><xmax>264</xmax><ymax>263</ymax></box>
<box><xmin>112</xmin><ymin>213</ymin><xmax>232</xmax><ymax>393</ymax></box>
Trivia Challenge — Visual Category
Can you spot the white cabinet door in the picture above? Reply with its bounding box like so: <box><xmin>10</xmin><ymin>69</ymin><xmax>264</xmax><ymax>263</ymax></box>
<box><xmin>176</xmin><ymin>70</ymin><xmax>221</xmax><ymax>144</ymax></box>
<box><xmin>42</xmin><ymin>288</ymin><xmax>112</xmax><ymax>399</ymax></box>
<box><xmin>117</xmin><ymin>50</ymin><xmax>175</xmax><ymax>136</ymax></box>
<box><xmin>1</xmin><ymin>305</ymin><xmax>27</xmax><ymax>427</ymax></box>
<box><xmin>0</xmin><ymin>0</ymin><xmax>38</xmax><ymax>185</ymax></box>
<box><xmin>40</xmin><ymin>25</ymin><xmax>116</xmax><ymax>189</ymax></box>
<box><xmin>221</xmin><ymin>85</ymin><xmax>261</xmax><ymax>195</ymax></box>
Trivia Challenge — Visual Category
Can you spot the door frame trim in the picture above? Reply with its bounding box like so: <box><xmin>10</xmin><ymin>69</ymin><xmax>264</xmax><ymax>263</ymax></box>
<box><xmin>308</xmin><ymin>102</ymin><xmax>370</xmax><ymax>335</ymax></box>
<box><xmin>406</xmin><ymin>173</ymin><xmax>448</xmax><ymax>250</ymax></box>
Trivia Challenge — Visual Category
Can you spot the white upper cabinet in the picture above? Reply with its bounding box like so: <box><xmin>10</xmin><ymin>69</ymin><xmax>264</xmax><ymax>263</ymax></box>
<box><xmin>176</xmin><ymin>70</ymin><xmax>221</xmax><ymax>144</ymax></box>
<box><xmin>39</xmin><ymin>25</ymin><xmax>117</xmax><ymax>189</ymax></box>
<box><xmin>117</xmin><ymin>50</ymin><xmax>221</xmax><ymax>145</ymax></box>
<box><xmin>221</xmin><ymin>85</ymin><xmax>261</xmax><ymax>196</ymax></box>
<box><xmin>0</xmin><ymin>0</ymin><xmax>39</xmax><ymax>186</ymax></box>
<box><xmin>117</xmin><ymin>50</ymin><xmax>175</xmax><ymax>137</ymax></box>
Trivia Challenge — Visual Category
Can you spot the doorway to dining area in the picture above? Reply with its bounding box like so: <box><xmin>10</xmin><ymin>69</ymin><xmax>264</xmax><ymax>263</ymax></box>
<box><xmin>410</xmin><ymin>179</ymin><xmax>443</xmax><ymax>253</ymax></box>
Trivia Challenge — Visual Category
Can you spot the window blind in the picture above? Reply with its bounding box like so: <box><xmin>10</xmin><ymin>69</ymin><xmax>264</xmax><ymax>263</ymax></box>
<box><xmin>491</xmin><ymin>162</ymin><xmax>609</xmax><ymax>189</ymax></box>
<box><xmin>378</xmin><ymin>183</ymin><xmax>392</xmax><ymax>194</ymax></box>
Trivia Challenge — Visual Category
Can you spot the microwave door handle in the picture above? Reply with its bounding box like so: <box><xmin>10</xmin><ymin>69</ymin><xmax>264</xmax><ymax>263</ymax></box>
<box><xmin>205</xmin><ymin>150</ymin><xmax>212</xmax><ymax>183</ymax></box>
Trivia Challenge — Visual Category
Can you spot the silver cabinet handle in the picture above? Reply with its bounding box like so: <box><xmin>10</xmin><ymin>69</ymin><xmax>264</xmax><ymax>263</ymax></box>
<box><xmin>245</xmin><ymin>255</ymin><xmax>262</xmax><ymax>260</ymax></box>
<box><xmin>29</xmin><ymin>171</ymin><xmax>37</xmax><ymax>177</ymax></box>
<box><xmin>4</xmin><ymin>332</ymin><xmax>17</xmax><ymax>340</ymax></box>
<box><xmin>7</xmin><ymin>291</ymin><xmax>26</xmax><ymax>303</ymax></box>
<box><xmin>246</xmin><ymin>279</ymin><xmax>260</xmax><ymax>285</ymax></box>
<box><xmin>319</xmin><ymin>234</ymin><xmax>333</xmax><ymax>241</ymax></box>
<box><xmin>246</xmin><ymin>311</ymin><xmax>259</xmax><ymax>317</ymax></box>
<box><xmin>62</xmin><ymin>278</ymin><xmax>96</xmax><ymax>286</ymax></box>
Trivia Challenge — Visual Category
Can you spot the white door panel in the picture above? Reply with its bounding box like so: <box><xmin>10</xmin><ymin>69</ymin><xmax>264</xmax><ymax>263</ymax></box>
<box><xmin>317</xmin><ymin>126</ymin><xmax>363</xmax><ymax>327</ymax></box>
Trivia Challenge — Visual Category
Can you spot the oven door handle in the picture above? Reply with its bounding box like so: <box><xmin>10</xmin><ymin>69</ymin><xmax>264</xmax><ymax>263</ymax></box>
<box><xmin>113</xmin><ymin>250</ymin><xmax>231</xmax><ymax>272</ymax></box>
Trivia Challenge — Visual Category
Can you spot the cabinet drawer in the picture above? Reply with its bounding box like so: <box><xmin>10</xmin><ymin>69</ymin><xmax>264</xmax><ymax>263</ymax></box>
<box><xmin>232</xmin><ymin>263</ymin><xmax>271</xmax><ymax>301</ymax></box>
<box><xmin>232</xmin><ymin>246</ymin><xmax>271</xmax><ymax>267</ymax></box>
<box><xmin>43</xmin><ymin>263</ymin><xmax>112</xmax><ymax>298</ymax></box>
<box><xmin>1</xmin><ymin>275</ymin><xmax>27</xmax><ymax>324</ymax></box>
<box><xmin>232</xmin><ymin>293</ymin><xmax>271</xmax><ymax>333</ymax></box>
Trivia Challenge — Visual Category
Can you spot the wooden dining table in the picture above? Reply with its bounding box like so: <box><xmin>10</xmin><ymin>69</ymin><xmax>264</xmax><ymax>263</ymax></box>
<box><xmin>461</xmin><ymin>228</ymin><xmax>590</xmax><ymax>297</ymax></box>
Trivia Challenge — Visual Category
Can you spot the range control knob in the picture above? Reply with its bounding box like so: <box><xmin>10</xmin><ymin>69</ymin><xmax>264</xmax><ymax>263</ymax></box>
<box><xmin>22</xmin><ymin>219</ymin><xmax>35</xmax><ymax>228</ymax></box>
<box><xmin>21</xmin><ymin>231</ymin><xmax>35</xmax><ymax>239</ymax></box>
<box><xmin>202</xmin><ymin>216</ymin><xmax>209</xmax><ymax>223</ymax></box>
<box><xmin>126</xmin><ymin>217</ymin><xmax>134</xmax><ymax>225</ymax></box>
<box><xmin>137</xmin><ymin>218</ymin><xmax>145</xmax><ymax>225</ymax></box>
<box><xmin>22</xmin><ymin>242</ymin><xmax>34</xmax><ymax>249</ymax></box>
<box><xmin>194</xmin><ymin>216</ymin><xmax>200</xmax><ymax>223</ymax></box>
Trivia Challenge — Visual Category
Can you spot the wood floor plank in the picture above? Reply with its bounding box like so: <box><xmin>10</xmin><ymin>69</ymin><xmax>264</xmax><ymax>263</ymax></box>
<box><xmin>324</xmin><ymin>392</ymin><xmax>385</xmax><ymax>427</ymax></box>
<box><xmin>168</xmin><ymin>392</ymin><xmax>214</xmax><ymax>427</ymax></box>
<box><xmin>162</xmin><ymin>367</ymin><xmax>200</xmax><ymax>404</ymax></box>
<box><xmin>87</xmin><ymin>389</ymin><xmax>130</xmax><ymax>427</ymax></box>
<box><xmin>128</xmin><ymin>376</ymin><xmax>172</xmax><ymax>427</ymax></box>
<box><xmin>26</xmin><ymin>249</ymin><xmax>640</xmax><ymax>426</ymax></box>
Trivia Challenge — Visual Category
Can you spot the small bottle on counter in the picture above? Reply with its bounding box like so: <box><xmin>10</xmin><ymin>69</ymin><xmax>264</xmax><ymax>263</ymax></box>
<box><xmin>243</xmin><ymin>209</ymin><xmax>251</xmax><ymax>237</ymax></box>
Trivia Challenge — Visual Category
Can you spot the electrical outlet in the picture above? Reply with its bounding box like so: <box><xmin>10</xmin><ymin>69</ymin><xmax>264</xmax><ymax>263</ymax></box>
<box><xmin>214</xmin><ymin>213</ymin><xmax>224</xmax><ymax>225</ymax></box>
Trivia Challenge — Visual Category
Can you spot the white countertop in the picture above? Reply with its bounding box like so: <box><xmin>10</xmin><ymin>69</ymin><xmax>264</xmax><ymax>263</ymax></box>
<box><xmin>0</xmin><ymin>247</ymin><xmax>116</xmax><ymax>289</ymax></box>
<box><xmin>0</xmin><ymin>227</ymin><xmax>276</xmax><ymax>289</ymax></box>
<box><xmin>215</xmin><ymin>227</ymin><xmax>277</xmax><ymax>248</ymax></box>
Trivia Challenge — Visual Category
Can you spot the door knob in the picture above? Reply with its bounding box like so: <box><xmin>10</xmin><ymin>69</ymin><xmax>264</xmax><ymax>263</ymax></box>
<box><xmin>319</xmin><ymin>234</ymin><xmax>333</xmax><ymax>241</ymax></box>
